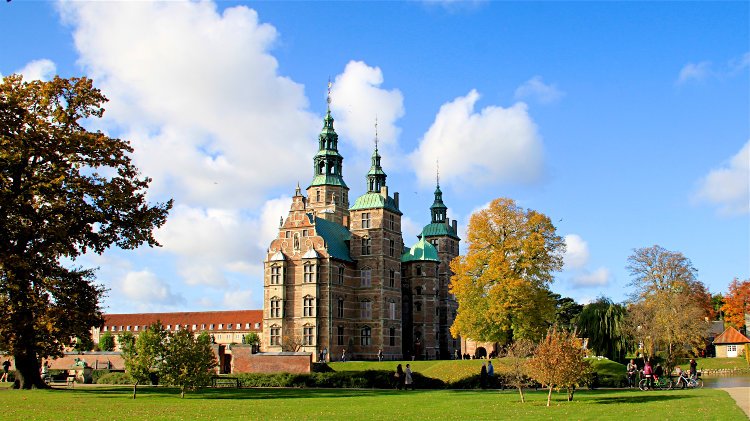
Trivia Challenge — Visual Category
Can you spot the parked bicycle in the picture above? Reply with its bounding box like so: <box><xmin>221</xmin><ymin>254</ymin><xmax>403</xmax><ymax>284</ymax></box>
<box><xmin>639</xmin><ymin>375</ymin><xmax>673</xmax><ymax>391</ymax></box>
<box><xmin>674</xmin><ymin>372</ymin><xmax>703</xmax><ymax>389</ymax></box>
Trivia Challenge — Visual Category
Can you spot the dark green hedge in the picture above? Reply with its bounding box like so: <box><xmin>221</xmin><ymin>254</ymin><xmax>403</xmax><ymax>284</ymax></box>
<box><xmin>233</xmin><ymin>370</ymin><xmax>444</xmax><ymax>389</ymax></box>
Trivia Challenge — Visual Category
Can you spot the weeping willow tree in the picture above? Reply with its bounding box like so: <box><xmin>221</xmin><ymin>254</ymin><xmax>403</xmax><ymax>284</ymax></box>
<box><xmin>575</xmin><ymin>297</ymin><xmax>628</xmax><ymax>361</ymax></box>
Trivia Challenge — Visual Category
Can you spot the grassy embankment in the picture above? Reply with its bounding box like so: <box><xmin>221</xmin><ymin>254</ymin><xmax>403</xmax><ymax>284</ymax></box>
<box><xmin>0</xmin><ymin>383</ymin><xmax>745</xmax><ymax>420</ymax></box>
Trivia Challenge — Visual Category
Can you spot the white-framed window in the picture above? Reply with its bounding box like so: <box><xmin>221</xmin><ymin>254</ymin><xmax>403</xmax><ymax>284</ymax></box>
<box><xmin>361</xmin><ymin>300</ymin><xmax>372</xmax><ymax>319</ymax></box>
<box><xmin>361</xmin><ymin>212</ymin><xmax>370</xmax><ymax>229</ymax></box>
<box><xmin>126</xmin><ymin>326</ymin><xmax>131</xmax><ymax>331</ymax></box>
<box><xmin>304</xmin><ymin>264</ymin><xmax>315</xmax><ymax>283</ymax></box>
<box><xmin>210</xmin><ymin>324</ymin><xmax>215</xmax><ymax>330</ymax></box>
<box><xmin>166</xmin><ymin>325</ymin><xmax>171</xmax><ymax>330</ymax></box>
<box><xmin>270</xmin><ymin>299</ymin><xmax>281</xmax><ymax>318</ymax></box>
<box><xmin>219</xmin><ymin>324</ymin><xmax>224</xmax><ymax>330</ymax></box>
<box><xmin>304</xmin><ymin>296</ymin><xmax>315</xmax><ymax>317</ymax></box>
<box><xmin>270</xmin><ymin>325</ymin><xmax>281</xmax><ymax>346</ymax></box>
<box><xmin>255</xmin><ymin>323</ymin><xmax>260</xmax><ymax>329</ymax></box>
<box><xmin>303</xmin><ymin>326</ymin><xmax>314</xmax><ymax>345</ymax></box>
<box><xmin>361</xmin><ymin>269</ymin><xmax>372</xmax><ymax>287</ymax></box>
<box><xmin>134</xmin><ymin>326</ymin><xmax>139</xmax><ymax>332</ymax></box>
<box><xmin>271</xmin><ymin>265</ymin><xmax>282</xmax><ymax>284</ymax></box>
<box><xmin>227</xmin><ymin>323</ymin><xmax>233</xmax><ymax>330</ymax></box>
<box><xmin>245</xmin><ymin>323</ymin><xmax>250</xmax><ymax>329</ymax></box>
<box><xmin>192</xmin><ymin>324</ymin><xmax>197</xmax><ymax>330</ymax></box>
<box><xmin>201</xmin><ymin>324</ymin><xmax>206</xmax><ymax>330</ymax></box>
<box><xmin>361</xmin><ymin>326</ymin><xmax>371</xmax><ymax>346</ymax></box>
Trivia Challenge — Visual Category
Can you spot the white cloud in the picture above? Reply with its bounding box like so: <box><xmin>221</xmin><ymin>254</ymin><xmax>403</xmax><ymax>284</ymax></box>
<box><xmin>563</xmin><ymin>234</ymin><xmax>590</xmax><ymax>269</ymax></box>
<box><xmin>120</xmin><ymin>270</ymin><xmax>183</xmax><ymax>304</ymax></box>
<box><xmin>258</xmin><ymin>196</ymin><xmax>293</xmax><ymax>250</ymax></box>
<box><xmin>223</xmin><ymin>289</ymin><xmax>254</xmax><ymax>309</ymax></box>
<box><xmin>571</xmin><ymin>267</ymin><xmax>611</xmax><ymax>288</ymax></box>
<box><xmin>677</xmin><ymin>61</ymin><xmax>712</xmax><ymax>84</ymax></box>
<box><xmin>410</xmin><ymin>90</ymin><xmax>543</xmax><ymax>187</ymax></box>
<box><xmin>17</xmin><ymin>59</ymin><xmax>57</xmax><ymax>81</ymax></box>
<box><xmin>331</xmin><ymin>61</ymin><xmax>404</xmax><ymax>151</ymax></box>
<box><xmin>58</xmin><ymin>1</ymin><xmax>319</xmax><ymax>209</ymax></box>
<box><xmin>693</xmin><ymin>140</ymin><xmax>750</xmax><ymax>215</ymax></box>
<box><xmin>514</xmin><ymin>76</ymin><xmax>565</xmax><ymax>104</ymax></box>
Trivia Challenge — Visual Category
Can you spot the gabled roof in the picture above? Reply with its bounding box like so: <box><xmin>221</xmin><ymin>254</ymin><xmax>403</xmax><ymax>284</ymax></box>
<box><xmin>314</xmin><ymin>216</ymin><xmax>353</xmax><ymax>262</ymax></box>
<box><xmin>713</xmin><ymin>326</ymin><xmax>750</xmax><ymax>345</ymax></box>
<box><xmin>349</xmin><ymin>192</ymin><xmax>402</xmax><ymax>215</ymax></box>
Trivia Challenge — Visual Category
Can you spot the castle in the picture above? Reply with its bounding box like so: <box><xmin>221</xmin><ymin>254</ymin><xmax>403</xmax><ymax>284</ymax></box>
<box><xmin>262</xmin><ymin>92</ymin><xmax>461</xmax><ymax>361</ymax></box>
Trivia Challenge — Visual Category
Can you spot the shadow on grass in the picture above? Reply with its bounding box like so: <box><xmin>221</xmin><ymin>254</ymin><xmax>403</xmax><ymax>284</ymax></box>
<box><xmin>60</xmin><ymin>386</ymin><xmax>415</xmax><ymax>400</ymax></box>
<box><xmin>589</xmin><ymin>394</ymin><xmax>689</xmax><ymax>405</ymax></box>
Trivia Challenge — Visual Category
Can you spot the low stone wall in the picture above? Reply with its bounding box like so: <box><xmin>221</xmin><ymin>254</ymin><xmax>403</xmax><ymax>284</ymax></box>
<box><xmin>230</xmin><ymin>347</ymin><xmax>311</xmax><ymax>374</ymax></box>
<box><xmin>45</xmin><ymin>352</ymin><xmax>125</xmax><ymax>370</ymax></box>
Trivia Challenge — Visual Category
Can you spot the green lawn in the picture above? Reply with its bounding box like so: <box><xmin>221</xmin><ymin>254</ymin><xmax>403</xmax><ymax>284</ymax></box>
<box><xmin>686</xmin><ymin>357</ymin><xmax>749</xmax><ymax>371</ymax></box>
<box><xmin>0</xmin><ymin>384</ymin><xmax>744</xmax><ymax>420</ymax></box>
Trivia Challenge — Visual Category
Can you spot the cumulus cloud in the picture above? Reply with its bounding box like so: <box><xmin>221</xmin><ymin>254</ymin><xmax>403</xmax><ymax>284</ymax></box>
<box><xmin>693</xmin><ymin>140</ymin><xmax>750</xmax><ymax>215</ymax></box>
<box><xmin>17</xmin><ymin>59</ymin><xmax>57</xmax><ymax>81</ymax></box>
<box><xmin>571</xmin><ymin>267</ymin><xmax>611</xmax><ymax>288</ymax></box>
<box><xmin>330</xmin><ymin>61</ymin><xmax>404</xmax><ymax>151</ymax></box>
<box><xmin>677</xmin><ymin>61</ymin><xmax>712</xmax><ymax>84</ymax></box>
<box><xmin>563</xmin><ymin>234</ymin><xmax>590</xmax><ymax>269</ymax></box>
<box><xmin>223</xmin><ymin>289</ymin><xmax>254</xmax><ymax>309</ymax></box>
<box><xmin>410</xmin><ymin>90</ymin><xmax>543</xmax><ymax>187</ymax></box>
<box><xmin>121</xmin><ymin>270</ymin><xmax>183</xmax><ymax>304</ymax></box>
<box><xmin>58</xmin><ymin>1</ymin><xmax>319</xmax><ymax>208</ymax></box>
<box><xmin>514</xmin><ymin>76</ymin><xmax>565</xmax><ymax>104</ymax></box>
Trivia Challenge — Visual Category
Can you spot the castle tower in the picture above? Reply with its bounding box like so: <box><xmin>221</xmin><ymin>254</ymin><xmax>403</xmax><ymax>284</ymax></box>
<box><xmin>347</xmin><ymin>123</ymin><xmax>404</xmax><ymax>359</ymax></box>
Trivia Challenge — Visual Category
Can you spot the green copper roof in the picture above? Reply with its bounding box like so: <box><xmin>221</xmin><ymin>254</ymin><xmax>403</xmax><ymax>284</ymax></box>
<box><xmin>401</xmin><ymin>236</ymin><xmax>439</xmax><ymax>263</ymax></box>
<box><xmin>349</xmin><ymin>192</ymin><xmax>402</xmax><ymax>215</ymax></box>
<box><xmin>309</xmin><ymin>174</ymin><xmax>348</xmax><ymax>188</ymax></box>
<box><xmin>314</xmin><ymin>216</ymin><xmax>353</xmax><ymax>262</ymax></box>
<box><xmin>421</xmin><ymin>222</ymin><xmax>460</xmax><ymax>240</ymax></box>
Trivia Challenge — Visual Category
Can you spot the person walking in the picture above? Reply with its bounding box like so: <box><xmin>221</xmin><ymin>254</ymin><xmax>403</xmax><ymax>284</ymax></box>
<box><xmin>378</xmin><ymin>349</ymin><xmax>383</xmax><ymax>362</ymax></box>
<box><xmin>689</xmin><ymin>358</ymin><xmax>698</xmax><ymax>379</ymax></box>
<box><xmin>626</xmin><ymin>359</ymin><xmax>637</xmax><ymax>388</ymax></box>
<box><xmin>643</xmin><ymin>360</ymin><xmax>654</xmax><ymax>389</ymax></box>
<box><xmin>480</xmin><ymin>362</ymin><xmax>488</xmax><ymax>389</ymax></box>
<box><xmin>1</xmin><ymin>359</ymin><xmax>10</xmax><ymax>382</ymax></box>
<box><xmin>405</xmin><ymin>364</ymin><xmax>414</xmax><ymax>390</ymax></box>
<box><xmin>395</xmin><ymin>364</ymin><xmax>404</xmax><ymax>390</ymax></box>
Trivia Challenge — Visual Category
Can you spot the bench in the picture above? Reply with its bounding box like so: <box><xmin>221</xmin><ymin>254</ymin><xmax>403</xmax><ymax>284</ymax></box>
<box><xmin>46</xmin><ymin>375</ymin><xmax>76</xmax><ymax>388</ymax></box>
<box><xmin>212</xmin><ymin>377</ymin><xmax>240</xmax><ymax>388</ymax></box>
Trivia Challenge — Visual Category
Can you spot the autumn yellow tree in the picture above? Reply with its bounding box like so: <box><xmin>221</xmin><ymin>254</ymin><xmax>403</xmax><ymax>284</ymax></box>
<box><xmin>449</xmin><ymin>198</ymin><xmax>565</xmax><ymax>344</ymax></box>
<box><xmin>498</xmin><ymin>338</ymin><xmax>535</xmax><ymax>403</ymax></box>
<box><xmin>526</xmin><ymin>327</ymin><xmax>590</xmax><ymax>406</ymax></box>
<box><xmin>721</xmin><ymin>278</ymin><xmax>750</xmax><ymax>330</ymax></box>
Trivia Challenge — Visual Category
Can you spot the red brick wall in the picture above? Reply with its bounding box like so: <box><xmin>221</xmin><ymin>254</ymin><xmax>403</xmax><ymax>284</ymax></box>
<box><xmin>45</xmin><ymin>353</ymin><xmax>125</xmax><ymax>370</ymax></box>
<box><xmin>230</xmin><ymin>347</ymin><xmax>311</xmax><ymax>374</ymax></box>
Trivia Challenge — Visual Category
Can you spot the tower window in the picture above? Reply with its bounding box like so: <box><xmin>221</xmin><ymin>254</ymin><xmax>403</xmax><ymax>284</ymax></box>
<box><xmin>316</xmin><ymin>190</ymin><xmax>320</xmax><ymax>202</ymax></box>
<box><xmin>416</xmin><ymin>265</ymin><xmax>422</xmax><ymax>276</ymax></box>
<box><xmin>270</xmin><ymin>299</ymin><xmax>281</xmax><ymax>318</ymax></box>
<box><xmin>389</xmin><ymin>269</ymin><xmax>395</xmax><ymax>288</ymax></box>
<box><xmin>304</xmin><ymin>264</ymin><xmax>315</xmax><ymax>283</ymax></box>
<box><xmin>361</xmin><ymin>300</ymin><xmax>372</xmax><ymax>319</ymax></box>
<box><xmin>338</xmin><ymin>266</ymin><xmax>345</xmax><ymax>284</ymax></box>
<box><xmin>361</xmin><ymin>212</ymin><xmax>370</xmax><ymax>229</ymax></box>
<box><xmin>361</xmin><ymin>326</ymin><xmax>371</xmax><ymax>346</ymax></box>
<box><xmin>389</xmin><ymin>239</ymin><xmax>395</xmax><ymax>257</ymax></box>
<box><xmin>361</xmin><ymin>237</ymin><xmax>371</xmax><ymax>255</ymax></box>
<box><xmin>389</xmin><ymin>327</ymin><xmax>396</xmax><ymax>346</ymax></box>
<box><xmin>389</xmin><ymin>301</ymin><xmax>396</xmax><ymax>319</ymax></box>
<box><xmin>361</xmin><ymin>269</ymin><xmax>372</xmax><ymax>287</ymax></box>
<box><xmin>270</xmin><ymin>265</ymin><xmax>281</xmax><ymax>284</ymax></box>
<box><xmin>337</xmin><ymin>297</ymin><xmax>344</xmax><ymax>318</ymax></box>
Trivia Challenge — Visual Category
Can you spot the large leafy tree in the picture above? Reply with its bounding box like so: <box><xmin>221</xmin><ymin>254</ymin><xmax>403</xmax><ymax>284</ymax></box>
<box><xmin>449</xmin><ymin>198</ymin><xmax>565</xmax><ymax>343</ymax></box>
<box><xmin>550</xmin><ymin>293</ymin><xmax>583</xmax><ymax>331</ymax></box>
<box><xmin>122</xmin><ymin>323</ymin><xmax>167</xmax><ymax>399</ymax></box>
<box><xmin>526</xmin><ymin>327</ymin><xmax>590</xmax><ymax>406</ymax></box>
<box><xmin>575</xmin><ymin>297</ymin><xmax>628</xmax><ymax>361</ymax></box>
<box><xmin>721</xmin><ymin>278</ymin><xmax>749</xmax><ymax>331</ymax></box>
<box><xmin>161</xmin><ymin>330</ymin><xmax>217</xmax><ymax>398</ymax></box>
<box><xmin>623</xmin><ymin>245</ymin><xmax>710</xmax><ymax>372</ymax></box>
<box><xmin>0</xmin><ymin>75</ymin><xmax>171</xmax><ymax>388</ymax></box>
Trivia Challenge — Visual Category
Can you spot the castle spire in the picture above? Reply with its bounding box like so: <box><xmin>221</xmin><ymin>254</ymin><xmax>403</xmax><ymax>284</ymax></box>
<box><xmin>430</xmin><ymin>161</ymin><xmax>447</xmax><ymax>224</ymax></box>
<box><xmin>367</xmin><ymin>117</ymin><xmax>387</xmax><ymax>193</ymax></box>
<box><xmin>310</xmin><ymin>81</ymin><xmax>347</xmax><ymax>189</ymax></box>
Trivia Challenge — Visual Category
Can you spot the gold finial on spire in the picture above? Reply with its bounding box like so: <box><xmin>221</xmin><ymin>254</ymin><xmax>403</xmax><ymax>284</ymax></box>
<box><xmin>374</xmin><ymin>116</ymin><xmax>379</xmax><ymax>151</ymax></box>
<box><xmin>436</xmin><ymin>159</ymin><xmax>440</xmax><ymax>186</ymax></box>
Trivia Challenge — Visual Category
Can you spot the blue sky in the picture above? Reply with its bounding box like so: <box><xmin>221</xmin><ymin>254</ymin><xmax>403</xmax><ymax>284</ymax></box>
<box><xmin>1</xmin><ymin>1</ymin><xmax>748</xmax><ymax>313</ymax></box>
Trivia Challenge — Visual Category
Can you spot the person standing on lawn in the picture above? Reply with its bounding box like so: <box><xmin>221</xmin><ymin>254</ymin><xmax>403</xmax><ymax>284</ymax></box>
<box><xmin>405</xmin><ymin>364</ymin><xmax>414</xmax><ymax>390</ymax></box>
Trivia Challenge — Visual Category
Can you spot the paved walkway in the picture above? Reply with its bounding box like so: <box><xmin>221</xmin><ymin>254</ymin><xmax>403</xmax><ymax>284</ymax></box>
<box><xmin>721</xmin><ymin>387</ymin><xmax>750</xmax><ymax>419</ymax></box>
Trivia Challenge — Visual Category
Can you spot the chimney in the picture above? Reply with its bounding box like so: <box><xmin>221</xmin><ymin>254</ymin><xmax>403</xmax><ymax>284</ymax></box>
<box><xmin>380</xmin><ymin>185</ymin><xmax>388</xmax><ymax>198</ymax></box>
<box><xmin>452</xmin><ymin>220</ymin><xmax>458</xmax><ymax>233</ymax></box>
<box><xmin>394</xmin><ymin>192</ymin><xmax>399</xmax><ymax>208</ymax></box>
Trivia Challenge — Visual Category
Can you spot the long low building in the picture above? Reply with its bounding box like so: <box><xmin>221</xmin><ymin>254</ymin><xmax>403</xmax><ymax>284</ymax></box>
<box><xmin>94</xmin><ymin>310</ymin><xmax>263</xmax><ymax>350</ymax></box>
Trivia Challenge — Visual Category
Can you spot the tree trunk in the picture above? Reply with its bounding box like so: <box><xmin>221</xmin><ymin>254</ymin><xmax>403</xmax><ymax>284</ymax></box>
<box><xmin>567</xmin><ymin>386</ymin><xmax>575</xmax><ymax>401</ymax></box>
<box><xmin>517</xmin><ymin>386</ymin><xmax>525</xmax><ymax>403</ymax></box>
<box><xmin>13</xmin><ymin>352</ymin><xmax>47</xmax><ymax>390</ymax></box>
<box><xmin>547</xmin><ymin>385</ymin><xmax>553</xmax><ymax>407</ymax></box>
<box><xmin>181</xmin><ymin>387</ymin><xmax>185</xmax><ymax>399</ymax></box>
<box><xmin>132</xmin><ymin>381</ymin><xmax>138</xmax><ymax>399</ymax></box>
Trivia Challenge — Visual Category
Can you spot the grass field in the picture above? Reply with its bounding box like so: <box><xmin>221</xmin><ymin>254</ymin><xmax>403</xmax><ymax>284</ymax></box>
<box><xmin>0</xmin><ymin>383</ymin><xmax>745</xmax><ymax>420</ymax></box>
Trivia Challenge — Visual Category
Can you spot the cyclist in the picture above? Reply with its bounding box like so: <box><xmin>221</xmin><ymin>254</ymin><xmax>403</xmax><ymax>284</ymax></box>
<box><xmin>674</xmin><ymin>366</ymin><xmax>685</xmax><ymax>389</ymax></box>
<box><xmin>689</xmin><ymin>358</ymin><xmax>697</xmax><ymax>379</ymax></box>
<box><xmin>654</xmin><ymin>363</ymin><xmax>663</xmax><ymax>384</ymax></box>
<box><xmin>643</xmin><ymin>360</ymin><xmax>654</xmax><ymax>389</ymax></box>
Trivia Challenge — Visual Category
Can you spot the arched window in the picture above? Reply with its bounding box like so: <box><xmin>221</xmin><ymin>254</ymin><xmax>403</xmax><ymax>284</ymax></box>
<box><xmin>361</xmin><ymin>268</ymin><xmax>372</xmax><ymax>287</ymax></box>
<box><xmin>360</xmin><ymin>300</ymin><xmax>372</xmax><ymax>319</ymax></box>
<box><xmin>337</xmin><ymin>297</ymin><xmax>344</xmax><ymax>318</ymax></box>
<box><xmin>361</xmin><ymin>326</ymin><xmax>371</xmax><ymax>346</ymax></box>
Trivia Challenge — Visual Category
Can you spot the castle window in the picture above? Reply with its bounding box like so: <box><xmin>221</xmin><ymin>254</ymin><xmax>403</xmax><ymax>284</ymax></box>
<box><xmin>361</xmin><ymin>212</ymin><xmax>370</xmax><ymax>229</ymax></box>
<box><xmin>337</xmin><ymin>326</ymin><xmax>344</xmax><ymax>346</ymax></box>
<box><xmin>304</xmin><ymin>296</ymin><xmax>315</xmax><ymax>317</ymax></box>
<box><xmin>255</xmin><ymin>323</ymin><xmax>260</xmax><ymax>329</ymax></box>
<box><xmin>270</xmin><ymin>299</ymin><xmax>281</xmax><ymax>318</ymax></box>
<box><xmin>361</xmin><ymin>300</ymin><xmax>372</xmax><ymax>319</ymax></box>
<box><xmin>303</xmin><ymin>229</ymin><xmax>308</xmax><ymax>237</ymax></box>
<box><xmin>337</xmin><ymin>266</ymin><xmax>345</xmax><ymax>284</ymax></box>
<box><xmin>389</xmin><ymin>239</ymin><xmax>395</xmax><ymax>257</ymax></box>
<box><xmin>361</xmin><ymin>326</ymin><xmax>371</xmax><ymax>346</ymax></box>
<box><xmin>303</xmin><ymin>326</ymin><xmax>315</xmax><ymax>345</ymax></box>
<box><xmin>316</xmin><ymin>190</ymin><xmax>320</xmax><ymax>202</ymax></box>
<box><xmin>210</xmin><ymin>324</ymin><xmax>214</xmax><ymax>330</ymax></box>
<box><xmin>304</xmin><ymin>264</ymin><xmax>315</xmax><ymax>283</ymax></box>
<box><xmin>389</xmin><ymin>269</ymin><xmax>395</xmax><ymax>288</ymax></box>
<box><xmin>361</xmin><ymin>269</ymin><xmax>372</xmax><ymax>287</ymax></box>
<box><xmin>389</xmin><ymin>301</ymin><xmax>396</xmax><ymax>319</ymax></box>
<box><xmin>285</xmin><ymin>231</ymin><xmax>290</xmax><ymax>238</ymax></box>
<box><xmin>270</xmin><ymin>265</ymin><xmax>281</xmax><ymax>284</ymax></box>
<box><xmin>388</xmin><ymin>214</ymin><xmax>395</xmax><ymax>230</ymax></box>
<box><xmin>337</xmin><ymin>297</ymin><xmax>344</xmax><ymax>318</ymax></box>
<box><xmin>227</xmin><ymin>323</ymin><xmax>233</xmax><ymax>330</ymax></box>
<box><xmin>270</xmin><ymin>326</ymin><xmax>281</xmax><ymax>346</ymax></box>
<box><xmin>219</xmin><ymin>324</ymin><xmax>223</xmax><ymax>330</ymax></box>
<box><xmin>415</xmin><ymin>286</ymin><xmax>422</xmax><ymax>295</ymax></box>
<box><xmin>416</xmin><ymin>265</ymin><xmax>422</xmax><ymax>276</ymax></box>
<box><xmin>361</xmin><ymin>237</ymin><xmax>371</xmax><ymax>255</ymax></box>
<box><xmin>450</xmin><ymin>241</ymin><xmax>455</xmax><ymax>254</ymax></box>
<box><xmin>430</xmin><ymin>239</ymin><xmax>438</xmax><ymax>251</ymax></box>
<box><xmin>415</xmin><ymin>302</ymin><xmax>422</xmax><ymax>312</ymax></box>
<box><xmin>389</xmin><ymin>327</ymin><xmax>396</xmax><ymax>346</ymax></box>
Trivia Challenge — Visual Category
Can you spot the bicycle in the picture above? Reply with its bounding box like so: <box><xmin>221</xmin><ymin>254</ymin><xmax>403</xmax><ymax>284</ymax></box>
<box><xmin>639</xmin><ymin>375</ymin><xmax>673</xmax><ymax>391</ymax></box>
<box><xmin>674</xmin><ymin>372</ymin><xmax>703</xmax><ymax>389</ymax></box>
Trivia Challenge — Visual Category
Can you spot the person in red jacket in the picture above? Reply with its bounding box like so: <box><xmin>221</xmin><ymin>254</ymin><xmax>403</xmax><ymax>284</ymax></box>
<box><xmin>643</xmin><ymin>360</ymin><xmax>654</xmax><ymax>389</ymax></box>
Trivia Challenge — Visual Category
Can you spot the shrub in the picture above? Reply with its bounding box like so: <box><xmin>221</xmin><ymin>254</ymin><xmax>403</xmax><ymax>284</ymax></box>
<box><xmin>90</xmin><ymin>370</ymin><xmax>110</xmax><ymax>384</ymax></box>
<box><xmin>233</xmin><ymin>370</ymin><xmax>444</xmax><ymax>389</ymax></box>
<box><xmin>96</xmin><ymin>372</ymin><xmax>134</xmax><ymax>385</ymax></box>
